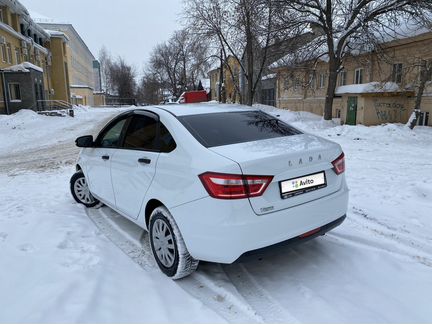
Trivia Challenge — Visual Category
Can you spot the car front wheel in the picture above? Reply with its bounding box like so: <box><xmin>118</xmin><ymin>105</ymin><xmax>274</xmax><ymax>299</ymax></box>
<box><xmin>70</xmin><ymin>171</ymin><xmax>101</xmax><ymax>208</ymax></box>
<box><xmin>149</xmin><ymin>206</ymin><xmax>199</xmax><ymax>279</ymax></box>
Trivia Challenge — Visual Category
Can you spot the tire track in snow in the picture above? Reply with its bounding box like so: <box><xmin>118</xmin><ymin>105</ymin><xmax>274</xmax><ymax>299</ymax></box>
<box><xmin>338</xmin><ymin>207</ymin><xmax>432</xmax><ymax>266</ymax></box>
<box><xmin>222</xmin><ymin>263</ymin><xmax>300</xmax><ymax>323</ymax></box>
<box><xmin>86</xmin><ymin>207</ymin><xmax>263</xmax><ymax>323</ymax></box>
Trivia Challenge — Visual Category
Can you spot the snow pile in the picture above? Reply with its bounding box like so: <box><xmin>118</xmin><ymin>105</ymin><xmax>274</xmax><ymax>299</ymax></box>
<box><xmin>0</xmin><ymin>107</ymin><xmax>133</xmax><ymax>155</ymax></box>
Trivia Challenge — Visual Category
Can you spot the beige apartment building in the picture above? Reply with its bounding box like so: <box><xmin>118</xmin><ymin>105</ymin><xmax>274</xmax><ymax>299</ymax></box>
<box><xmin>273</xmin><ymin>28</ymin><xmax>432</xmax><ymax>126</ymax></box>
<box><xmin>38</xmin><ymin>22</ymin><xmax>102</xmax><ymax>106</ymax></box>
<box><xmin>0</xmin><ymin>0</ymin><xmax>50</xmax><ymax>114</ymax></box>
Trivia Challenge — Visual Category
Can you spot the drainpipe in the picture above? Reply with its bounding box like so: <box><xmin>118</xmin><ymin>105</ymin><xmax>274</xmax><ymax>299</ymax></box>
<box><xmin>0</xmin><ymin>69</ymin><xmax>10</xmax><ymax>115</ymax></box>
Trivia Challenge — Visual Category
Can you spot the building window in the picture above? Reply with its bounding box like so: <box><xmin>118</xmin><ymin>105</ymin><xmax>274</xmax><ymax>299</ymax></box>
<box><xmin>0</xmin><ymin>9</ymin><xmax>3</xmax><ymax>23</ymax></box>
<box><xmin>6</xmin><ymin>43</ymin><xmax>12</xmax><ymax>64</ymax></box>
<box><xmin>293</xmin><ymin>78</ymin><xmax>301</xmax><ymax>91</ymax></box>
<box><xmin>309</xmin><ymin>73</ymin><xmax>316</xmax><ymax>89</ymax></box>
<box><xmin>1</xmin><ymin>43</ymin><xmax>6</xmax><ymax>62</ymax></box>
<box><xmin>319</xmin><ymin>73</ymin><xmax>326</xmax><ymax>88</ymax></box>
<box><xmin>392</xmin><ymin>63</ymin><xmax>403</xmax><ymax>84</ymax></box>
<box><xmin>15</xmin><ymin>48</ymin><xmax>21</xmax><ymax>64</ymax></box>
<box><xmin>339</xmin><ymin>70</ymin><xmax>347</xmax><ymax>86</ymax></box>
<box><xmin>426</xmin><ymin>60</ymin><xmax>432</xmax><ymax>82</ymax></box>
<box><xmin>354</xmin><ymin>68</ymin><xmax>364</xmax><ymax>84</ymax></box>
<box><xmin>8</xmin><ymin>83</ymin><xmax>21</xmax><ymax>102</ymax></box>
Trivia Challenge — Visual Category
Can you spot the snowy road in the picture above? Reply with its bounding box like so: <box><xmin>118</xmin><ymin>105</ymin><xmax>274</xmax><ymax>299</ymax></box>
<box><xmin>1</xmin><ymin>107</ymin><xmax>431</xmax><ymax>323</ymax></box>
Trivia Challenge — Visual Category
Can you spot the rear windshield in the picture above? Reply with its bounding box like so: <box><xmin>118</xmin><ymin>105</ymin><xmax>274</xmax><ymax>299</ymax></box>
<box><xmin>179</xmin><ymin>111</ymin><xmax>302</xmax><ymax>148</ymax></box>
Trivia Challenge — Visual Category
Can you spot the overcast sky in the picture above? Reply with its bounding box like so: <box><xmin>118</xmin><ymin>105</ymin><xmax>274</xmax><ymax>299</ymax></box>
<box><xmin>20</xmin><ymin>0</ymin><xmax>184</xmax><ymax>76</ymax></box>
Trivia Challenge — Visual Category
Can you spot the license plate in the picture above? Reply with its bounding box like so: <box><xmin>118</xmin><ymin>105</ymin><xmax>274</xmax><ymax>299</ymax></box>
<box><xmin>280</xmin><ymin>172</ymin><xmax>327</xmax><ymax>199</ymax></box>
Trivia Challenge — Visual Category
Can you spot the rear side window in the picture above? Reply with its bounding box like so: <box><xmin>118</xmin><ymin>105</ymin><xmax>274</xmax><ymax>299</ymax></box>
<box><xmin>179</xmin><ymin>111</ymin><xmax>301</xmax><ymax>148</ymax></box>
<box><xmin>159</xmin><ymin>123</ymin><xmax>177</xmax><ymax>153</ymax></box>
<box><xmin>123</xmin><ymin>115</ymin><xmax>158</xmax><ymax>151</ymax></box>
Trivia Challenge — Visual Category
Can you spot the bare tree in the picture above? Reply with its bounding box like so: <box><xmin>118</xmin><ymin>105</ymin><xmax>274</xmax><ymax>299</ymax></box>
<box><xmin>185</xmin><ymin>0</ymin><xmax>279</xmax><ymax>105</ymax></box>
<box><xmin>278</xmin><ymin>0</ymin><xmax>432</xmax><ymax>120</ymax></box>
<box><xmin>409</xmin><ymin>60</ymin><xmax>432</xmax><ymax>129</ymax></box>
<box><xmin>137</xmin><ymin>72</ymin><xmax>163</xmax><ymax>105</ymax></box>
<box><xmin>98</xmin><ymin>46</ymin><xmax>113</xmax><ymax>94</ymax></box>
<box><xmin>109</xmin><ymin>57</ymin><xmax>137</xmax><ymax>99</ymax></box>
<box><xmin>147</xmin><ymin>29</ymin><xmax>210</xmax><ymax>98</ymax></box>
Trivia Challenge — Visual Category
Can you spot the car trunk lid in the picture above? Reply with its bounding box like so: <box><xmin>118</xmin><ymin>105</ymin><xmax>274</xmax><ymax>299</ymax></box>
<box><xmin>210</xmin><ymin>134</ymin><xmax>344</xmax><ymax>215</ymax></box>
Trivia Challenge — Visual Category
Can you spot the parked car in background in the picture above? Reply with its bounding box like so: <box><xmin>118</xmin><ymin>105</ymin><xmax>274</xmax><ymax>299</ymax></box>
<box><xmin>70</xmin><ymin>104</ymin><xmax>349</xmax><ymax>279</ymax></box>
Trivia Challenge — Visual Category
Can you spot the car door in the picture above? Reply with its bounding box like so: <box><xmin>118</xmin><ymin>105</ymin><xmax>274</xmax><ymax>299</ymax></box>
<box><xmin>110</xmin><ymin>112</ymin><xmax>161</xmax><ymax>219</ymax></box>
<box><xmin>86</xmin><ymin>116</ymin><xmax>129</xmax><ymax>205</ymax></box>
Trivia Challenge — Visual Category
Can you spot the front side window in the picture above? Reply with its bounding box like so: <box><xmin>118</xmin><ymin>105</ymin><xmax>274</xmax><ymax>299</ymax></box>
<box><xmin>100</xmin><ymin>119</ymin><xmax>127</xmax><ymax>148</ymax></box>
<box><xmin>8</xmin><ymin>83</ymin><xmax>21</xmax><ymax>101</ymax></box>
<box><xmin>123</xmin><ymin>115</ymin><xmax>158</xmax><ymax>151</ymax></box>
<box><xmin>180</xmin><ymin>111</ymin><xmax>301</xmax><ymax>148</ymax></box>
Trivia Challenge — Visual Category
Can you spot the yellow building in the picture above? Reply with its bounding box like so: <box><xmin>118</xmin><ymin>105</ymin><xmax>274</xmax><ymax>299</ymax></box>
<box><xmin>0</xmin><ymin>0</ymin><xmax>53</xmax><ymax>114</ymax></box>
<box><xmin>44</xmin><ymin>29</ymin><xmax>70</xmax><ymax>103</ymax></box>
<box><xmin>208</xmin><ymin>56</ymin><xmax>242</xmax><ymax>103</ymax></box>
<box><xmin>38</xmin><ymin>22</ymin><xmax>102</xmax><ymax>106</ymax></box>
<box><xmin>273</xmin><ymin>28</ymin><xmax>432</xmax><ymax>126</ymax></box>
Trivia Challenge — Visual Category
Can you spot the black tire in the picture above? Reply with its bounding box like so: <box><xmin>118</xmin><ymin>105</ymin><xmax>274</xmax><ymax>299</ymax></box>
<box><xmin>149</xmin><ymin>206</ymin><xmax>199</xmax><ymax>279</ymax></box>
<box><xmin>70</xmin><ymin>171</ymin><xmax>101</xmax><ymax>208</ymax></box>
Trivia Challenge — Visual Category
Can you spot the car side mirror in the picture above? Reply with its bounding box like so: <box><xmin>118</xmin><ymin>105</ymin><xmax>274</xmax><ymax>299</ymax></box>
<box><xmin>76</xmin><ymin>135</ymin><xmax>94</xmax><ymax>148</ymax></box>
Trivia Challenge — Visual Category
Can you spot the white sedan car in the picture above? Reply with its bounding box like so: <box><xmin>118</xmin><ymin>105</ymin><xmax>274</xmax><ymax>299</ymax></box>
<box><xmin>71</xmin><ymin>104</ymin><xmax>349</xmax><ymax>279</ymax></box>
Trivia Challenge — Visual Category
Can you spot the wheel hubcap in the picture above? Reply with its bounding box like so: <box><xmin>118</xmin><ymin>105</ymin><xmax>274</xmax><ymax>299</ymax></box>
<box><xmin>152</xmin><ymin>219</ymin><xmax>175</xmax><ymax>268</ymax></box>
<box><xmin>74</xmin><ymin>177</ymin><xmax>95</xmax><ymax>205</ymax></box>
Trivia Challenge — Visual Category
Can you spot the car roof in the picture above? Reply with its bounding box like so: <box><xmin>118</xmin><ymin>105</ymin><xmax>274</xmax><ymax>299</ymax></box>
<box><xmin>149</xmin><ymin>103</ymin><xmax>257</xmax><ymax>117</ymax></box>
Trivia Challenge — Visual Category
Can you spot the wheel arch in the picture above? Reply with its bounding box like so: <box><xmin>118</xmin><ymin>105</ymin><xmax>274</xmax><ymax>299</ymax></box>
<box><xmin>145</xmin><ymin>199</ymin><xmax>164</xmax><ymax>230</ymax></box>
<box><xmin>76</xmin><ymin>164</ymin><xmax>82</xmax><ymax>172</ymax></box>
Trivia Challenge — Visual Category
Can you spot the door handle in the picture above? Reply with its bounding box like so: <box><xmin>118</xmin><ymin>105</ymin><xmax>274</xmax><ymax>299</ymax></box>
<box><xmin>102</xmin><ymin>155</ymin><xmax>110</xmax><ymax>161</ymax></box>
<box><xmin>138</xmin><ymin>158</ymin><xmax>151</xmax><ymax>165</ymax></box>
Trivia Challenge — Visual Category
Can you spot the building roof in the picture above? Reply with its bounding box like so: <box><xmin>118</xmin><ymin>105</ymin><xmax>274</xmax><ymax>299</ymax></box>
<box><xmin>272</xmin><ymin>20</ymin><xmax>432</xmax><ymax>70</ymax></box>
<box><xmin>44</xmin><ymin>29</ymin><xmax>69</xmax><ymax>42</ymax></box>
<box><xmin>38</xmin><ymin>22</ymin><xmax>96</xmax><ymax>61</ymax></box>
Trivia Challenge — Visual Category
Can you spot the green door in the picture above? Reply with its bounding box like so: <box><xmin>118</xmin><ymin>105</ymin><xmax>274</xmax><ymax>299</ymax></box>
<box><xmin>346</xmin><ymin>97</ymin><xmax>358</xmax><ymax>125</ymax></box>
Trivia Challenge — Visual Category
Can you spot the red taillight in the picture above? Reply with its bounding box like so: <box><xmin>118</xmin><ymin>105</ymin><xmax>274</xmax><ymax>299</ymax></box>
<box><xmin>332</xmin><ymin>153</ymin><xmax>345</xmax><ymax>175</ymax></box>
<box><xmin>199</xmin><ymin>172</ymin><xmax>273</xmax><ymax>200</ymax></box>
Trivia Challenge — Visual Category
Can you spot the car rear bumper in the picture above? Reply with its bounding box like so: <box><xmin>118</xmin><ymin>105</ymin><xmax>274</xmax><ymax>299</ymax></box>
<box><xmin>237</xmin><ymin>215</ymin><xmax>346</xmax><ymax>262</ymax></box>
<box><xmin>171</xmin><ymin>182</ymin><xmax>349</xmax><ymax>263</ymax></box>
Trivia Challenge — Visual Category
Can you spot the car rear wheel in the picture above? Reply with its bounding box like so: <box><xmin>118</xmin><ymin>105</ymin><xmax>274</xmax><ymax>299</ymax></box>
<box><xmin>149</xmin><ymin>206</ymin><xmax>199</xmax><ymax>279</ymax></box>
<box><xmin>70</xmin><ymin>171</ymin><xmax>101</xmax><ymax>208</ymax></box>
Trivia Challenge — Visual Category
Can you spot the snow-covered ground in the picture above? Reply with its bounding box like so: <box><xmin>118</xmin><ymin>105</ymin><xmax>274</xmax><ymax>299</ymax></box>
<box><xmin>0</xmin><ymin>106</ymin><xmax>431</xmax><ymax>323</ymax></box>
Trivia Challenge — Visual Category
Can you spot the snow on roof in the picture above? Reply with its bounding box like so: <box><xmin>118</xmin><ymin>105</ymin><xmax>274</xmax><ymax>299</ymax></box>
<box><xmin>335</xmin><ymin>82</ymin><xmax>402</xmax><ymax>95</ymax></box>
<box><xmin>262</xmin><ymin>73</ymin><xmax>277</xmax><ymax>81</ymax></box>
<box><xmin>44</xmin><ymin>29</ymin><xmax>69</xmax><ymax>41</ymax></box>
<box><xmin>29</xmin><ymin>10</ymin><xmax>68</xmax><ymax>24</ymax></box>
<box><xmin>270</xmin><ymin>35</ymin><xmax>328</xmax><ymax>69</ymax></box>
<box><xmin>374</xmin><ymin>18</ymin><xmax>431</xmax><ymax>44</ymax></box>
<box><xmin>271</xmin><ymin>18</ymin><xmax>432</xmax><ymax>70</ymax></box>
<box><xmin>200</xmin><ymin>78</ymin><xmax>210</xmax><ymax>89</ymax></box>
<box><xmin>4</xmin><ymin>62</ymin><xmax>43</xmax><ymax>73</ymax></box>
